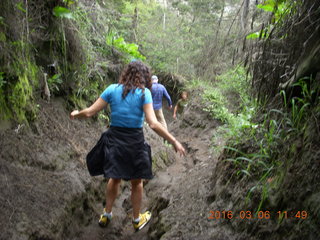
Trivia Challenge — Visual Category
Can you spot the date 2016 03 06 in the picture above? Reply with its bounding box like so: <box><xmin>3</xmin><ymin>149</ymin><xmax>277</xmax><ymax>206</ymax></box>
<box><xmin>208</xmin><ymin>210</ymin><xmax>308</xmax><ymax>220</ymax></box>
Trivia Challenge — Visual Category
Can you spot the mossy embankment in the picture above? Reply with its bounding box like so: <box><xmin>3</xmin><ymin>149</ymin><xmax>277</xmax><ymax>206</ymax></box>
<box><xmin>0</xmin><ymin>98</ymin><xmax>104</xmax><ymax>239</ymax></box>
<box><xmin>0</xmin><ymin>0</ymin><xmax>124</xmax><ymax>124</ymax></box>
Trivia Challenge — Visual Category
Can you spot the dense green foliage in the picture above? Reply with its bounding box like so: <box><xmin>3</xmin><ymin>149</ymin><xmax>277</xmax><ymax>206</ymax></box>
<box><xmin>106</xmin><ymin>34</ymin><xmax>146</xmax><ymax>61</ymax></box>
<box><xmin>0</xmin><ymin>0</ymin><xmax>244</xmax><ymax>122</ymax></box>
<box><xmin>219</xmin><ymin>4</ymin><xmax>320</xmax><ymax>236</ymax></box>
<box><xmin>246</xmin><ymin>0</ymin><xmax>294</xmax><ymax>40</ymax></box>
<box><xmin>107</xmin><ymin>0</ymin><xmax>240</xmax><ymax>77</ymax></box>
<box><xmin>0</xmin><ymin>39</ymin><xmax>39</xmax><ymax>122</ymax></box>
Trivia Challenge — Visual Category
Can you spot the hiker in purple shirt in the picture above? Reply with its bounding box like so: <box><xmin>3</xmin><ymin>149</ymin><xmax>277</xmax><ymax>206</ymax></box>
<box><xmin>151</xmin><ymin>75</ymin><xmax>172</xmax><ymax>130</ymax></box>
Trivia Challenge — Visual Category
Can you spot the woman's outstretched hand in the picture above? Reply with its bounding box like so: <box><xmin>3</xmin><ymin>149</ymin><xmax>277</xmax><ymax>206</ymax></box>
<box><xmin>173</xmin><ymin>140</ymin><xmax>186</xmax><ymax>157</ymax></box>
<box><xmin>70</xmin><ymin>110</ymin><xmax>79</xmax><ymax>120</ymax></box>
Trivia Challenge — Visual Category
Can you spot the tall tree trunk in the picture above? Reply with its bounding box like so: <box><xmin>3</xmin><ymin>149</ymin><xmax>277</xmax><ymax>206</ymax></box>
<box><xmin>163</xmin><ymin>12</ymin><xmax>166</xmax><ymax>30</ymax></box>
<box><xmin>132</xmin><ymin>7</ymin><xmax>138</xmax><ymax>42</ymax></box>
<box><xmin>251</xmin><ymin>0</ymin><xmax>259</xmax><ymax>30</ymax></box>
<box><xmin>241</xmin><ymin>0</ymin><xmax>250</xmax><ymax>32</ymax></box>
<box><xmin>24</xmin><ymin>0</ymin><xmax>29</xmax><ymax>43</ymax></box>
<box><xmin>215</xmin><ymin>0</ymin><xmax>225</xmax><ymax>43</ymax></box>
<box><xmin>163</xmin><ymin>0</ymin><xmax>167</xmax><ymax>30</ymax></box>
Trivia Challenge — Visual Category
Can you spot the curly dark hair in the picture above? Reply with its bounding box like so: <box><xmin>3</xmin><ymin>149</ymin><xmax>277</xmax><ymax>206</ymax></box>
<box><xmin>119</xmin><ymin>61</ymin><xmax>152</xmax><ymax>99</ymax></box>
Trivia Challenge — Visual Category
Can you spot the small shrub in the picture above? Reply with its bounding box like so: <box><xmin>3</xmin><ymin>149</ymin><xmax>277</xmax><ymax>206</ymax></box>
<box><xmin>203</xmin><ymin>88</ymin><xmax>233</xmax><ymax>124</ymax></box>
<box><xmin>106</xmin><ymin>32</ymin><xmax>146</xmax><ymax>61</ymax></box>
<box><xmin>48</xmin><ymin>74</ymin><xmax>63</xmax><ymax>94</ymax></box>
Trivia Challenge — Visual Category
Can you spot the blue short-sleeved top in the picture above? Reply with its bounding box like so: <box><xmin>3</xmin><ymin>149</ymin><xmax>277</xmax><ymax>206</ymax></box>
<box><xmin>100</xmin><ymin>84</ymin><xmax>152</xmax><ymax>128</ymax></box>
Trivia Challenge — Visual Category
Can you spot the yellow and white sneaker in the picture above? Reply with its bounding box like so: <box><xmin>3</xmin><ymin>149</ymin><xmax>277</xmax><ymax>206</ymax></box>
<box><xmin>132</xmin><ymin>211</ymin><xmax>152</xmax><ymax>231</ymax></box>
<box><xmin>98</xmin><ymin>208</ymin><xmax>112</xmax><ymax>227</ymax></box>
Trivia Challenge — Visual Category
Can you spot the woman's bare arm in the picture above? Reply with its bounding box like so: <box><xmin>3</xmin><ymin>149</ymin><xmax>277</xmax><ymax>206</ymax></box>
<box><xmin>70</xmin><ymin>97</ymin><xmax>108</xmax><ymax>119</ymax></box>
<box><xmin>143</xmin><ymin>103</ymin><xmax>186</xmax><ymax>156</ymax></box>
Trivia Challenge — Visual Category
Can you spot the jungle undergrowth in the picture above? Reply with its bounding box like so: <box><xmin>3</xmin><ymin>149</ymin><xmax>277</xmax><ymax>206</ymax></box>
<box><xmin>188</xmin><ymin>64</ymin><xmax>320</xmax><ymax>217</ymax></box>
<box><xmin>231</xmin><ymin>78</ymin><xmax>318</xmax><ymax>216</ymax></box>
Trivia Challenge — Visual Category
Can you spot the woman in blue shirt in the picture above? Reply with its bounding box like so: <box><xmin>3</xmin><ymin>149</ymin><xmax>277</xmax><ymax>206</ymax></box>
<box><xmin>70</xmin><ymin>61</ymin><xmax>185</xmax><ymax>231</ymax></box>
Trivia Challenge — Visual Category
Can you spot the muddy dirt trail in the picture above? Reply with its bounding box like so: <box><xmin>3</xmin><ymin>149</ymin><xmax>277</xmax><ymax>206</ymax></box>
<box><xmin>72</xmin><ymin>99</ymin><xmax>232</xmax><ymax>240</ymax></box>
<box><xmin>73</xmin><ymin>128</ymin><xmax>202</xmax><ymax>240</ymax></box>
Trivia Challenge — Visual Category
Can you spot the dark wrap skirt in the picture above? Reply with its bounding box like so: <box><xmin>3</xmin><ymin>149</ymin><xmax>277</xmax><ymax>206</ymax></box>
<box><xmin>86</xmin><ymin>126</ymin><xmax>153</xmax><ymax>180</ymax></box>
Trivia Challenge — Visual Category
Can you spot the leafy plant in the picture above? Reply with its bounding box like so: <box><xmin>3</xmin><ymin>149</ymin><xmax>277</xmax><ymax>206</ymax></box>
<box><xmin>0</xmin><ymin>72</ymin><xmax>6</xmax><ymax>89</ymax></box>
<box><xmin>224</xmin><ymin>145</ymin><xmax>271</xmax><ymax>178</ymax></box>
<box><xmin>257</xmin><ymin>0</ymin><xmax>290</xmax><ymax>22</ymax></box>
<box><xmin>203</xmin><ymin>88</ymin><xmax>233</xmax><ymax>124</ymax></box>
<box><xmin>279</xmin><ymin>77</ymin><xmax>315</xmax><ymax>132</ymax></box>
<box><xmin>53</xmin><ymin>6</ymin><xmax>74</xmax><ymax>19</ymax></box>
<box><xmin>246</xmin><ymin>29</ymin><xmax>269</xmax><ymax>40</ymax></box>
<box><xmin>16</xmin><ymin>2</ymin><xmax>26</xmax><ymax>13</ymax></box>
<box><xmin>48</xmin><ymin>74</ymin><xmax>63</xmax><ymax>94</ymax></box>
<box><xmin>106</xmin><ymin>33</ymin><xmax>146</xmax><ymax>61</ymax></box>
<box><xmin>216</xmin><ymin>65</ymin><xmax>250</xmax><ymax>104</ymax></box>
<box><xmin>246</xmin><ymin>0</ymin><xmax>292</xmax><ymax>40</ymax></box>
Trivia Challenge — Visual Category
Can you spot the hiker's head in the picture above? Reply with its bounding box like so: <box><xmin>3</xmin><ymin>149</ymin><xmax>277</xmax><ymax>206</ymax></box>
<box><xmin>181</xmin><ymin>91</ymin><xmax>188</xmax><ymax>100</ymax></box>
<box><xmin>119</xmin><ymin>61</ymin><xmax>152</xmax><ymax>98</ymax></box>
<box><xmin>151</xmin><ymin>75</ymin><xmax>158</xmax><ymax>83</ymax></box>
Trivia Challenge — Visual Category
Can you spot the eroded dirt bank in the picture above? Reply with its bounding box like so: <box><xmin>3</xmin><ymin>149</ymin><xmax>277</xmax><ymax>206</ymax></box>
<box><xmin>0</xmin><ymin>98</ymin><xmax>106</xmax><ymax>240</ymax></box>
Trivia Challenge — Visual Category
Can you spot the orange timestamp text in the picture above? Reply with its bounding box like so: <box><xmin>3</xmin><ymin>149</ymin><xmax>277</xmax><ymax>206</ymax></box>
<box><xmin>208</xmin><ymin>210</ymin><xmax>308</xmax><ymax>220</ymax></box>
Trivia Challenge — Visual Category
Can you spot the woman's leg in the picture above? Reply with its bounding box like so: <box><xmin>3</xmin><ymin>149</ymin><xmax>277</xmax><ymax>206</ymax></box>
<box><xmin>131</xmin><ymin>179</ymin><xmax>143</xmax><ymax>219</ymax></box>
<box><xmin>154</xmin><ymin>109</ymin><xmax>168</xmax><ymax>130</ymax></box>
<box><xmin>105</xmin><ymin>178</ymin><xmax>121</xmax><ymax>213</ymax></box>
